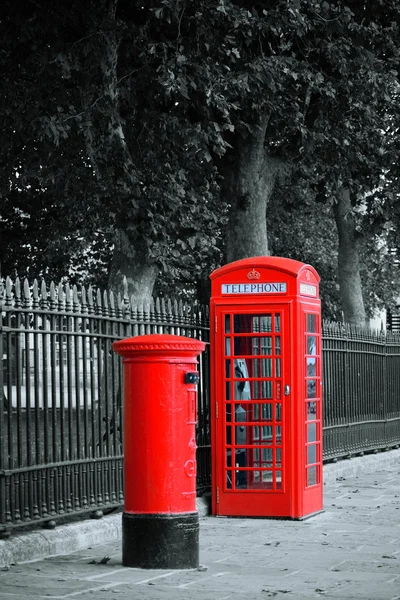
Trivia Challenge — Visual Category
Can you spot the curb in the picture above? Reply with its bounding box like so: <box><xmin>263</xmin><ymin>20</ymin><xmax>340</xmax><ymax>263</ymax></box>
<box><xmin>322</xmin><ymin>447</ymin><xmax>400</xmax><ymax>485</ymax></box>
<box><xmin>0</xmin><ymin>498</ymin><xmax>209</xmax><ymax>568</ymax></box>
<box><xmin>1</xmin><ymin>450</ymin><xmax>399</xmax><ymax>568</ymax></box>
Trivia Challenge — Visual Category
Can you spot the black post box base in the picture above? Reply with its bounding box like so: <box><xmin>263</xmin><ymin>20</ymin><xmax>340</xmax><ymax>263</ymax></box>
<box><xmin>122</xmin><ymin>511</ymin><xmax>199</xmax><ymax>569</ymax></box>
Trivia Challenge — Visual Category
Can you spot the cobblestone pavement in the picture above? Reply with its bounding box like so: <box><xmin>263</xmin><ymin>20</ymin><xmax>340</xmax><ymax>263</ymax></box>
<box><xmin>0</xmin><ymin>460</ymin><xmax>399</xmax><ymax>600</ymax></box>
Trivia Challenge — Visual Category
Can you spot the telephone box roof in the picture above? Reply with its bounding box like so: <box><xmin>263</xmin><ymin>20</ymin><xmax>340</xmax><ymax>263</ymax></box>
<box><xmin>210</xmin><ymin>256</ymin><xmax>320</xmax><ymax>281</ymax></box>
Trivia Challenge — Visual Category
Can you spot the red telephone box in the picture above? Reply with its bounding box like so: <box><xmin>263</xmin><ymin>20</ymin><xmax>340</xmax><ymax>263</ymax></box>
<box><xmin>210</xmin><ymin>257</ymin><xmax>323</xmax><ymax>519</ymax></box>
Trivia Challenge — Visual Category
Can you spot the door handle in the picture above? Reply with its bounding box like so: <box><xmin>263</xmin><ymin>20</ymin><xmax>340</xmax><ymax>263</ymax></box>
<box><xmin>284</xmin><ymin>385</ymin><xmax>290</xmax><ymax>396</ymax></box>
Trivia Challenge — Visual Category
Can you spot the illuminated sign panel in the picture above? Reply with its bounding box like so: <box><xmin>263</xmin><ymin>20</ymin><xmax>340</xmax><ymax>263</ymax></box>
<box><xmin>299</xmin><ymin>283</ymin><xmax>317</xmax><ymax>297</ymax></box>
<box><xmin>222</xmin><ymin>282</ymin><xmax>287</xmax><ymax>295</ymax></box>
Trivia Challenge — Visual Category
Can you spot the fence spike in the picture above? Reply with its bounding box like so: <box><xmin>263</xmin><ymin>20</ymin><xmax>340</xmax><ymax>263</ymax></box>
<box><xmin>32</xmin><ymin>279</ymin><xmax>39</xmax><ymax>309</ymax></box>
<box><xmin>72</xmin><ymin>285</ymin><xmax>80</xmax><ymax>312</ymax></box>
<box><xmin>0</xmin><ymin>277</ymin><xmax>4</xmax><ymax>309</ymax></box>
<box><xmin>109</xmin><ymin>290</ymin><xmax>115</xmax><ymax>317</ymax></box>
<box><xmin>57</xmin><ymin>282</ymin><xmax>65</xmax><ymax>310</ymax></box>
<box><xmin>14</xmin><ymin>277</ymin><xmax>21</xmax><ymax>308</ymax></box>
<box><xmin>155</xmin><ymin>297</ymin><xmax>161</xmax><ymax>317</ymax></box>
<box><xmin>87</xmin><ymin>285</ymin><xmax>94</xmax><ymax>313</ymax></box>
<box><xmin>96</xmin><ymin>288</ymin><xmax>102</xmax><ymax>314</ymax></box>
<box><xmin>5</xmin><ymin>277</ymin><xmax>13</xmax><ymax>308</ymax></box>
<box><xmin>23</xmin><ymin>278</ymin><xmax>31</xmax><ymax>308</ymax></box>
<box><xmin>102</xmin><ymin>290</ymin><xmax>109</xmax><ymax>316</ymax></box>
<box><xmin>116</xmin><ymin>291</ymin><xmax>123</xmax><ymax>317</ymax></box>
<box><xmin>81</xmin><ymin>285</ymin><xmax>88</xmax><ymax>314</ymax></box>
<box><xmin>167</xmin><ymin>298</ymin><xmax>173</xmax><ymax>322</ymax></box>
<box><xmin>40</xmin><ymin>279</ymin><xmax>49</xmax><ymax>309</ymax></box>
<box><xmin>160</xmin><ymin>297</ymin><xmax>167</xmax><ymax>322</ymax></box>
<box><xmin>49</xmin><ymin>281</ymin><xmax>57</xmax><ymax>310</ymax></box>
<box><xmin>65</xmin><ymin>282</ymin><xmax>72</xmax><ymax>311</ymax></box>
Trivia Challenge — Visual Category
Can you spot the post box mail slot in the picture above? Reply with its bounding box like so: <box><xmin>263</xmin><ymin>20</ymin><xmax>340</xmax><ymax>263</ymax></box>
<box><xmin>185</xmin><ymin>372</ymin><xmax>200</xmax><ymax>384</ymax></box>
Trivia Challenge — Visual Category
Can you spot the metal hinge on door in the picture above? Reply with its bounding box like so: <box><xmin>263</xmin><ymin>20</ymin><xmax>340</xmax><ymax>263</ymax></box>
<box><xmin>216</xmin><ymin>487</ymin><xmax>220</xmax><ymax>504</ymax></box>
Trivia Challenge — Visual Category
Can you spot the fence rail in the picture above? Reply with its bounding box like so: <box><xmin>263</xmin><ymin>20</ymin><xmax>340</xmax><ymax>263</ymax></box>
<box><xmin>0</xmin><ymin>276</ymin><xmax>209</xmax><ymax>536</ymax></box>
<box><xmin>322</xmin><ymin>321</ymin><xmax>400</xmax><ymax>459</ymax></box>
<box><xmin>1</xmin><ymin>276</ymin><xmax>400</xmax><ymax>535</ymax></box>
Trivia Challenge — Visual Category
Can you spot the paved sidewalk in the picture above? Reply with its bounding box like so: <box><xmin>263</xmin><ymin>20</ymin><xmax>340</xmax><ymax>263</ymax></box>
<box><xmin>0</xmin><ymin>451</ymin><xmax>399</xmax><ymax>600</ymax></box>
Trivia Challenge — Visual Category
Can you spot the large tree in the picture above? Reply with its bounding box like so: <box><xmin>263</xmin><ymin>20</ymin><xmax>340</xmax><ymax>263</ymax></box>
<box><xmin>1</xmin><ymin>0</ymin><xmax>400</xmax><ymax>323</ymax></box>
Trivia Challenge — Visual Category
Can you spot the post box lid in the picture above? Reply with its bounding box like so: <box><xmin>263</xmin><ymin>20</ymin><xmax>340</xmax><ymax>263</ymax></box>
<box><xmin>113</xmin><ymin>333</ymin><xmax>206</xmax><ymax>358</ymax></box>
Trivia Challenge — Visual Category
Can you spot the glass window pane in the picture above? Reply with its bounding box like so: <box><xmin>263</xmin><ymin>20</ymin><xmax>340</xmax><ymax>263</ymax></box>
<box><xmin>233</xmin><ymin>314</ymin><xmax>272</xmax><ymax>333</ymax></box>
<box><xmin>225</xmin><ymin>315</ymin><xmax>231</xmax><ymax>333</ymax></box>
<box><xmin>253</xmin><ymin>403</ymin><xmax>260</xmax><ymax>420</ymax></box>
<box><xmin>275</xmin><ymin>337</ymin><xmax>281</xmax><ymax>355</ymax></box>
<box><xmin>262</xmin><ymin>448</ymin><xmax>273</xmax><ymax>465</ymax></box>
<box><xmin>306</xmin><ymin>314</ymin><xmax>317</xmax><ymax>333</ymax></box>
<box><xmin>233</xmin><ymin>337</ymin><xmax>272</xmax><ymax>356</ymax></box>
<box><xmin>276</xmin><ymin>403</ymin><xmax>282</xmax><ymax>421</ymax></box>
<box><xmin>225</xmin><ymin>359</ymin><xmax>231</xmax><ymax>378</ymax></box>
<box><xmin>253</xmin><ymin>425</ymin><xmax>260</xmax><ymax>440</ymax></box>
<box><xmin>261</xmin><ymin>403</ymin><xmax>273</xmax><ymax>420</ymax></box>
<box><xmin>262</xmin><ymin>380</ymin><xmax>273</xmax><ymax>399</ymax></box>
<box><xmin>252</xmin><ymin>317</ymin><xmax>260</xmax><ymax>333</ymax></box>
<box><xmin>226</xmin><ymin>448</ymin><xmax>232</xmax><ymax>466</ymax></box>
<box><xmin>275</xmin><ymin>314</ymin><xmax>281</xmax><ymax>332</ymax></box>
<box><xmin>307</xmin><ymin>336</ymin><xmax>317</xmax><ymax>355</ymax></box>
<box><xmin>307</xmin><ymin>401</ymin><xmax>317</xmax><ymax>421</ymax></box>
<box><xmin>260</xmin><ymin>337</ymin><xmax>272</xmax><ymax>356</ymax></box>
<box><xmin>307</xmin><ymin>444</ymin><xmax>317</xmax><ymax>464</ymax></box>
<box><xmin>234</xmin><ymin>404</ymin><xmax>246</xmax><ymax>424</ymax></box>
<box><xmin>253</xmin><ymin>381</ymin><xmax>261</xmax><ymax>399</ymax></box>
<box><xmin>225</xmin><ymin>337</ymin><xmax>231</xmax><ymax>356</ymax></box>
<box><xmin>226</xmin><ymin>470</ymin><xmax>233</xmax><ymax>489</ymax></box>
<box><xmin>276</xmin><ymin>471</ymin><xmax>282</xmax><ymax>489</ymax></box>
<box><xmin>307</xmin><ymin>466</ymin><xmax>318</xmax><ymax>486</ymax></box>
<box><xmin>275</xmin><ymin>358</ymin><xmax>281</xmax><ymax>377</ymax></box>
<box><xmin>226</xmin><ymin>425</ymin><xmax>232</xmax><ymax>445</ymax></box>
<box><xmin>262</xmin><ymin>425</ymin><xmax>273</xmax><ymax>441</ymax></box>
<box><xmin>226</xmin><ymin>403</ymin><xmax>232</xmax><ymax>422</ymax></box>
<box><xmin>226</xmin><ymin>381</ymin><xmax>231</xmax><ymax>400</ymax></box>
<box><xmin>276</xmin><ymin>448</ymin><xmax>282</xmax><ymax>467</ymax></box>
<box><xmin>260</xmin><ymin>315</ymin><xmax>272</xmax><ymax>332</ymax></box>
<box><xmin>307</xmin><ymin>379</ymin><xmax>317</xmax><ymax>399</ymax></box>
<box><xmin>234</xmin><ymin>359</ymin><xmax>251</xmax><ymax>400</ymax></box>
<box><xmin>252</xmin><ymin>358</ymin><xmax>272</xmax><ymax>378</ymax></box>
<box><xmin>276</xmin><ymin>425</ymin><xmax>282</xmax><ymax>443</ymax></box>
<box><xmin>307</xmin><ymin>357</ymin><xmax>316</xmax><ymax>376</ymax></box>
<box><xmin>307</xmin><ymin>423</ymin><xmax>317</xmax><ymax>443</ymax></box>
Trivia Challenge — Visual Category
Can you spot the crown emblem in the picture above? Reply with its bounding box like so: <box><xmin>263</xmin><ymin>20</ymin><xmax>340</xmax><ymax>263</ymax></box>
<box><xmin>305</xmin><ymin>270</ymin><xmax>311</xmax><ymax>281</ymax></box>
<box><xmin>247</xmin><ymin>269</ymin><xmax>260</xmax><ymax>280</ymax></box>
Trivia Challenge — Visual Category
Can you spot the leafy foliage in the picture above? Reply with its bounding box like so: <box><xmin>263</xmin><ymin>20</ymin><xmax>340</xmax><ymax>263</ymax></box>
<box><xmin>1</xmin><ymin>0</ymin><xmax>400</xmax><ymax>316</ymax></box>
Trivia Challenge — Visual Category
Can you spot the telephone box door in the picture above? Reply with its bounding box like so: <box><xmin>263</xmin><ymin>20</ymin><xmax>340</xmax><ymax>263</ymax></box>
<box><xmin>214</xmin><ymin>305</ymin><xmax>292</xmax><ymax>517</ymax></box>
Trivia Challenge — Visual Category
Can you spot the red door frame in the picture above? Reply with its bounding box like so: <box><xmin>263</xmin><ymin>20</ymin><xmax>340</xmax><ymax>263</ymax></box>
<box><xmin>212</xmin><ymin>303</ymin><xmax>293</xmax><ymax>517</ymax></box>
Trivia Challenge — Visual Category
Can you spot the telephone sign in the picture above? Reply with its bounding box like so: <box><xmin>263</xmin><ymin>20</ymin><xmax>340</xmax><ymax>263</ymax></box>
<box><xmin>210</xmin><ymin>257</ymin><xmax>323</xmax><ymax>519</ymax></box>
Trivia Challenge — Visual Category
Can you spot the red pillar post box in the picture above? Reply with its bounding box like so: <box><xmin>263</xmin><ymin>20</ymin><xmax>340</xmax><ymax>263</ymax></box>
<box><xmin>210</xmin><ymin>257</ymin><xmax>323</xmax><ymax>519</ymax></box>
<box><xmin>113</xmin><ymin>334</ymin><xmax>206</xmax><ymax>569</ymax></box>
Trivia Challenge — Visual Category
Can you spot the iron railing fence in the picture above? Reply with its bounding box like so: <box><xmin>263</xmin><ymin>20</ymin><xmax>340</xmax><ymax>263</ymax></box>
<box><xmin>1</xmin><ymin>276</ymin><xmax>400</xmax><ymax>535</ymax></box>
<box><xmin>322</xmin><ymin>321</ymin><xmax>400</xmax><ymax>460</ymax></box>
<box><xmin>0</xmin><ymin>277</ymin><xmax>209</xmax><ymax>536</ymax></box>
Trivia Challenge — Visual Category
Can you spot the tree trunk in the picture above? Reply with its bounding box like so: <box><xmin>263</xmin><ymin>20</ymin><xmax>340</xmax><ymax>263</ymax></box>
<box><xmin>222</xmin><ymin>115</ymin><xmax>283</xmax><ymax>263</ymax></box>
<box><xmin>333</xmin><ymin>187</ymin><xmax>366</xmax><ymax>326</ymax></box>
<box><xmin>107</xmin><ymin>227</ymin><xmax>158</xmax><ymax>305</ymax></box>
<box><xmin>79</xmin><ymin>16</ymin><xmax>158</xmax><ymax>305</ymax></box>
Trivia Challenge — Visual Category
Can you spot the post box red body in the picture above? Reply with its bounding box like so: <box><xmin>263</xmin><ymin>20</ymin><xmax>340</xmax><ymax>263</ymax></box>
<box><xmin>113</xmin><ymin>334</ymin><xmax>206</xmax><ymax>569</ymax></box>
<box><xmin>210</xmin><ymin>257</ymin><xmax>323</xmax><ymax>519</ymax></box>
